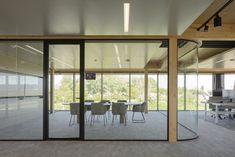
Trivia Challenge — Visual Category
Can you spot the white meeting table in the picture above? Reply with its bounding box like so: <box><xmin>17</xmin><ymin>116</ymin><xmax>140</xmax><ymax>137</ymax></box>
<box><xmin>203</xmin><ymin>101</ymin><xmax>235</xmax><ymax>123</ymax></box>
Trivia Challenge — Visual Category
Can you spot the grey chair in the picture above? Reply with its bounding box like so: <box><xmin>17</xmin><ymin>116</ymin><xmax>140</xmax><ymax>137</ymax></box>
<box><xmin>112</xmin><ymin>102</ymin><xmax>128</xmax><ymax>126</ymax></box>
<box><xmin>132</xmin><ymin>102</ymin><xmax>146</xmax><ymax>123</ymax></box>
<box><xmin>90</xmin><ymin>102</ymin><xmax>107</xmax><ymax>126</ymax></box>
<box><xmin>84</xmin><ymin>100</ymin><xmax>94</xmax><ymax>122</ymax></box>
<box><xmin>69</xmin><ymin>102</ymin><xmax>79</xmax><ymax>126</ymax></box>
<box><xmin>101</xmin><ymin>100</ymin><xmax>111</xmax><ymax>119</ymax></box>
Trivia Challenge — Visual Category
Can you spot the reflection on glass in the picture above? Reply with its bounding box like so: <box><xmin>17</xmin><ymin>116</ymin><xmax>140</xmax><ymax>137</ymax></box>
<box><xmin>0</xmin><ymin>41</ymin><xmax>43</xmax><ymax>139</ymax></box>
<box><xmin>177</xmin><ymin>40</ymin><xmax>198</xmax><ymax>140</ymax></box>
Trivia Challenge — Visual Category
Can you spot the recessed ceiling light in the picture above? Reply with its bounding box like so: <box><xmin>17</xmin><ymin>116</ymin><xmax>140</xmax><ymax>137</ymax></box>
<box><xmin>124</xmin><ymin>3</ymin><xmax>130</xmax><ymax>33</ymax></box>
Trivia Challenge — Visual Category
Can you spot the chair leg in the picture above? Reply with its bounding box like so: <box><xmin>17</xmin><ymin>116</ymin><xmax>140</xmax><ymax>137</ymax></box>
<box><xmin>132</xmin><ymin>112</ymin><xmax>135</xmax><ymax>121</ymax></box>
<box><xmin>90</xmin><ymin>115</ymin><xmax>93</xmax><ymax>126</ymax></box>
<box><xmin>73</xmin><ymin>115</ymin><xmax>75</xmax><ymax>125</ymax></box>
<box><xmin>141</xmin><ymin>112</ymin><xmax>146</xmax><ymax>122</ymax></box>
<box><xmin>112</xmin><ymin>115</ymin><xmax>114</xmax><ymax>126</ymax></box>
<box><xmin>69</xmin><ymin>115</ymin><xmax>72</xmax><ymax>126</ymax></box>
<box><xmin>132</xmin><ymin>112</ymin><xmax>145</xmax><ymax>123</ymax></box>
<box><xmin>124</xmin><ymin>115</ymin><xmax>127</xmax><ymax>126</ymax></box>
<box><xmin>103</xmin><ymin>115</ymin><xmax>106</xmax><ymax>126</ymax></box>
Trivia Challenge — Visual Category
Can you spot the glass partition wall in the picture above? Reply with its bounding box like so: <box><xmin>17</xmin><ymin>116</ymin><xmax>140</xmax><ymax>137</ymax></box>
<box><xmin>177</xmin><ymin>40</ymin><xmax>199</xmax><ymax>140</ymax></box>
<box><xmin>48</xmin><ymin>43</ymin><xmax>81</xmax><ymax>139</ymax></box>
<box><xmin>0</xmin><ymin>41</ymin><xmax>43</xmax><ymax>139</ymax></box>
<box><xmin>0</xmin><ymin>39</ymin><xmax>202</xmax><ymax>141</ymax></box>
<box><xmin>84</xmin><ymin>40</ymin><xmax>168</xmax><ymax>140</ymax></box>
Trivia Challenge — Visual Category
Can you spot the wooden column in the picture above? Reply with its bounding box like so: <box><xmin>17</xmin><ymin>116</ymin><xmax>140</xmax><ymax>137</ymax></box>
<box><xmin>50</xmin><ymin>65</ymin><xmax>54</xmax><ymax>114</ymax></box>
<box><xmin>144</xmin><ymin>70</ymin><xmax>148</xmax><ymax>113</ymax></box>
<box><xmin>168</xmin><ymin>37</ymin><xmax>178</xmax><ymax>143</ymax></box>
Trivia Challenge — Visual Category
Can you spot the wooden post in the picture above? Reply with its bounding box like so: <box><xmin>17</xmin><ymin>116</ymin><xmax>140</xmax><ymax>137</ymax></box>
<box><xmin>144</xmin><ymin>70</ymin><xmax>148</xmax><ymax>113</ymax></box>
<box><xmin>168</xmin><ymin>37</ymin><xmax>178</xmax><ymax>143</ymax></box>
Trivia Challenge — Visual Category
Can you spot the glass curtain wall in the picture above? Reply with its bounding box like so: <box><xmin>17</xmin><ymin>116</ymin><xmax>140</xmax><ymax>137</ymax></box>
<box><xmin>148</xmin><ymin>74</ymin><xmax>158</xmax><ymax>110</ymax></box>
<box><xmin>224</xmin><ymin>74</ymin><xmax>235</xmax><ymax>89</ymax></box>
<box><xmin>103</xmin><ymin>74</ymin><xmax>129</xmax><ymax>101</ymax></box>
<box><xmin>85</xmin><ymin>40</ymin><xmax>168</xmax><ymax>140</ymax></box>
<box><xmin>177</xmin><ymin>40</ymin><xmax>199</xmax><ymax>140</ymax></box>
<box><xmin>0</xmin><ymin>41</ymin><xmax>43</xmax><ymax>139</ymax></box>
<box><xmin>198</xmin><ymin>74</ymin><xmax>212</xmax><ymax>110</ymax></box>
<box><xmin>158</xmin><ymin>74</ymin><xmax>168</xmax><ymax>110</ymax></box>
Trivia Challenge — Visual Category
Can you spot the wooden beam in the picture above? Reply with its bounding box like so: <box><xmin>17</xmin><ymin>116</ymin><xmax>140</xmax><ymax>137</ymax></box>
<box><xmin>0</xmin><ymin>35</ymin><xmax>169</xmax><ymax>40</ymax></box>
<box><xmin>53</xmin><ymin>68</ymin><xmax>168</xmax><ymax>73</ymax></box>
<box><xmin>198</xmin><ymin>68</ymin><xmax>235</xmax><ymax>73</ymax></box>
<box><xmin>168</xmin><ymin>37</ymin><xmax>178</xmax><ymax>143</ymax></box>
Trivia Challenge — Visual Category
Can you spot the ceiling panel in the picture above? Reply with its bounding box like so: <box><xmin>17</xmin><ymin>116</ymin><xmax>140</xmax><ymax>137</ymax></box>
<box><xmin>199</xmin><ymin>48</ymin><xmax>235</xmax><ymax>69</ymax></box>
<box><xmin>0</xmin><ymin>0</ymin><xmax>213</xmax><ymax>35</ymax></box>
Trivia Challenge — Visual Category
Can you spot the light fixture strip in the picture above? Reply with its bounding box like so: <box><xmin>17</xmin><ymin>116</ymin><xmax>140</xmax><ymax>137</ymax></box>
<box><xmin>124</xmin><ymin>3</ymin><xmax>130</xmax><ymax>33</ymax></box>
<box><xmin>114</xmin><ymin>45</ymin><xmax>122</xmax><ymax>68</ymax></box>
<box><xmin>51</xmin><ymin>57</ymin><xmax>74</xmax><ymax>68</ymax></box>
<box><xmin>25</xmin><ymin>45</ymin><xmax>43</xmax><ymax>54</ymax></box>
<box><xmin>11</xmin><ymin>45</ymin><xmax>37</xmax><ymax>55</ymax></box>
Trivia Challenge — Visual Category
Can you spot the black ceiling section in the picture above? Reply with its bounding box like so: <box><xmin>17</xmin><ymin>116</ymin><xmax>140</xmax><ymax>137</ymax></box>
<box><xmin>159</xmin><ymin>40</ymin><xmax>188</xmax><ymax>48</ymax></box>
<box><xmin>201</xmin><ymin>41</ymin><xmax>235</xmax><ymax>48</ymax></box>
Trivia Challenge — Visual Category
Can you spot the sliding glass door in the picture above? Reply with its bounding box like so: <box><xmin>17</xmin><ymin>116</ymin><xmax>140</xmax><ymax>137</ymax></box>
<box><xmin>45</xmin><ymin>40</ymin><xmax>84</xmax><ymax>139</ymax></box>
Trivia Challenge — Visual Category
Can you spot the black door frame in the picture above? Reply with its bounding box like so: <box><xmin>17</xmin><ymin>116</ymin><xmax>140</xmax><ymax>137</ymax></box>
<box><xmin>43</xmin><ymin>40</ymin><xmax>85</xmax><ymax>140</ymax></box>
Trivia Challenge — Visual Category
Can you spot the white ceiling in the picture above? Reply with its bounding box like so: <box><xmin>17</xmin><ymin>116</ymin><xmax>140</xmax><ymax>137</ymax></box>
<box><xmin>0</xmin><ymin>0</ymin><xmax>213</xmax><ymax>36</ymax></box>
<box><xmin>199</xmin><ymin>48</ymin><xmax>235</xmax><ymax>69</ymax></box>
<box><xmin>49</xmin><ymin>41</ymin><xmax>167</xmax><ymax>70</ymax></box>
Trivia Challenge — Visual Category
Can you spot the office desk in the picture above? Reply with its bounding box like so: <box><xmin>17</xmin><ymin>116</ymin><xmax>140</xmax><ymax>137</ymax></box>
<box><xmin>203</xmin><ymin>101</ymin><xmax>235</xmax><ymax>123</ymax></box>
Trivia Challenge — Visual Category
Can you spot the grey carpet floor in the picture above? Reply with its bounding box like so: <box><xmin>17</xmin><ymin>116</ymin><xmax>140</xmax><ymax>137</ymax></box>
<box><xmin>0</xmin><ymin>117</ymin><xmax>235</xmax><ymax>157</ymax></box>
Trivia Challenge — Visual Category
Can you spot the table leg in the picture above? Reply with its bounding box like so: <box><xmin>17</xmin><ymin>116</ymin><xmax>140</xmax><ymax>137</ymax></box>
<box><xmin>77</xmin><ymin>114</ymin><xmax>80</xmax><ymax>123</ymax></box>
<box><xmin>215</xmin><ymin>105</ymin><xmax>218</xmax><ymax>124</ymax></box>
<box><xmin>120</xmin><ymin>114</ymin><xmax>124</xmax><ymax>123</ymax></box>
<box><xmin>204</xmin><ymin>102</ymin><xmax>207</xmax><ymax>120</ymax></box>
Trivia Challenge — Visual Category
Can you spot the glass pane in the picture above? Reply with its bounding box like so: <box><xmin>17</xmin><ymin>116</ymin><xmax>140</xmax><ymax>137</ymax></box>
<box><xmin>158</xmin><ymin>74</ymin><xmax>168</xmax><ymax>110</ymax></box>
<box><xmin>49</xmin><ymin>44</ymin><xmax>80</xmax><ymax>138</ymax></box>
<box><xmin>0</xmin><ymin>41</ymin><xmax>43</xmax><ymax>139</ymax></box>
<box><xmin>148</xmin><ymin>74</ymin><xmax>158</xmax><ymax>110</ymax></box>
<box><xmin>85</xmin><ymin>40</ymin><xmax>168</xmax><ymax>140</ymax></box>
<box><xmin>224</xmin><ymin>74</ymin><xmax>235</xmax><ymax>90</ymax></box>
<box><xmin>177</xmin><ymin>40</ymin><xmax>198</xmax><ymax>140</ymax></box>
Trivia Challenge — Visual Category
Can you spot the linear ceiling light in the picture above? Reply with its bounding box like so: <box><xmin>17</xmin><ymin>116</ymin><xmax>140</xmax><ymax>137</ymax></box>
<box><xmin>51</xmin><ymin>57</ymin><xmax>74</xmax><ymax>68</ymax></box>
<box><xmin>25</xmin><ymin>45</ymin><xmax>43</xmax><ymax>54</ymax></box>
<box><xmin>124</xmin><ymin>3</ymin><xmax>130</xmax><ymax>33</ymax></box>
<box><xmin>11</xmin><ymin>45</ymin><xmax>37</xmax><ymax>55</ymax></box>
